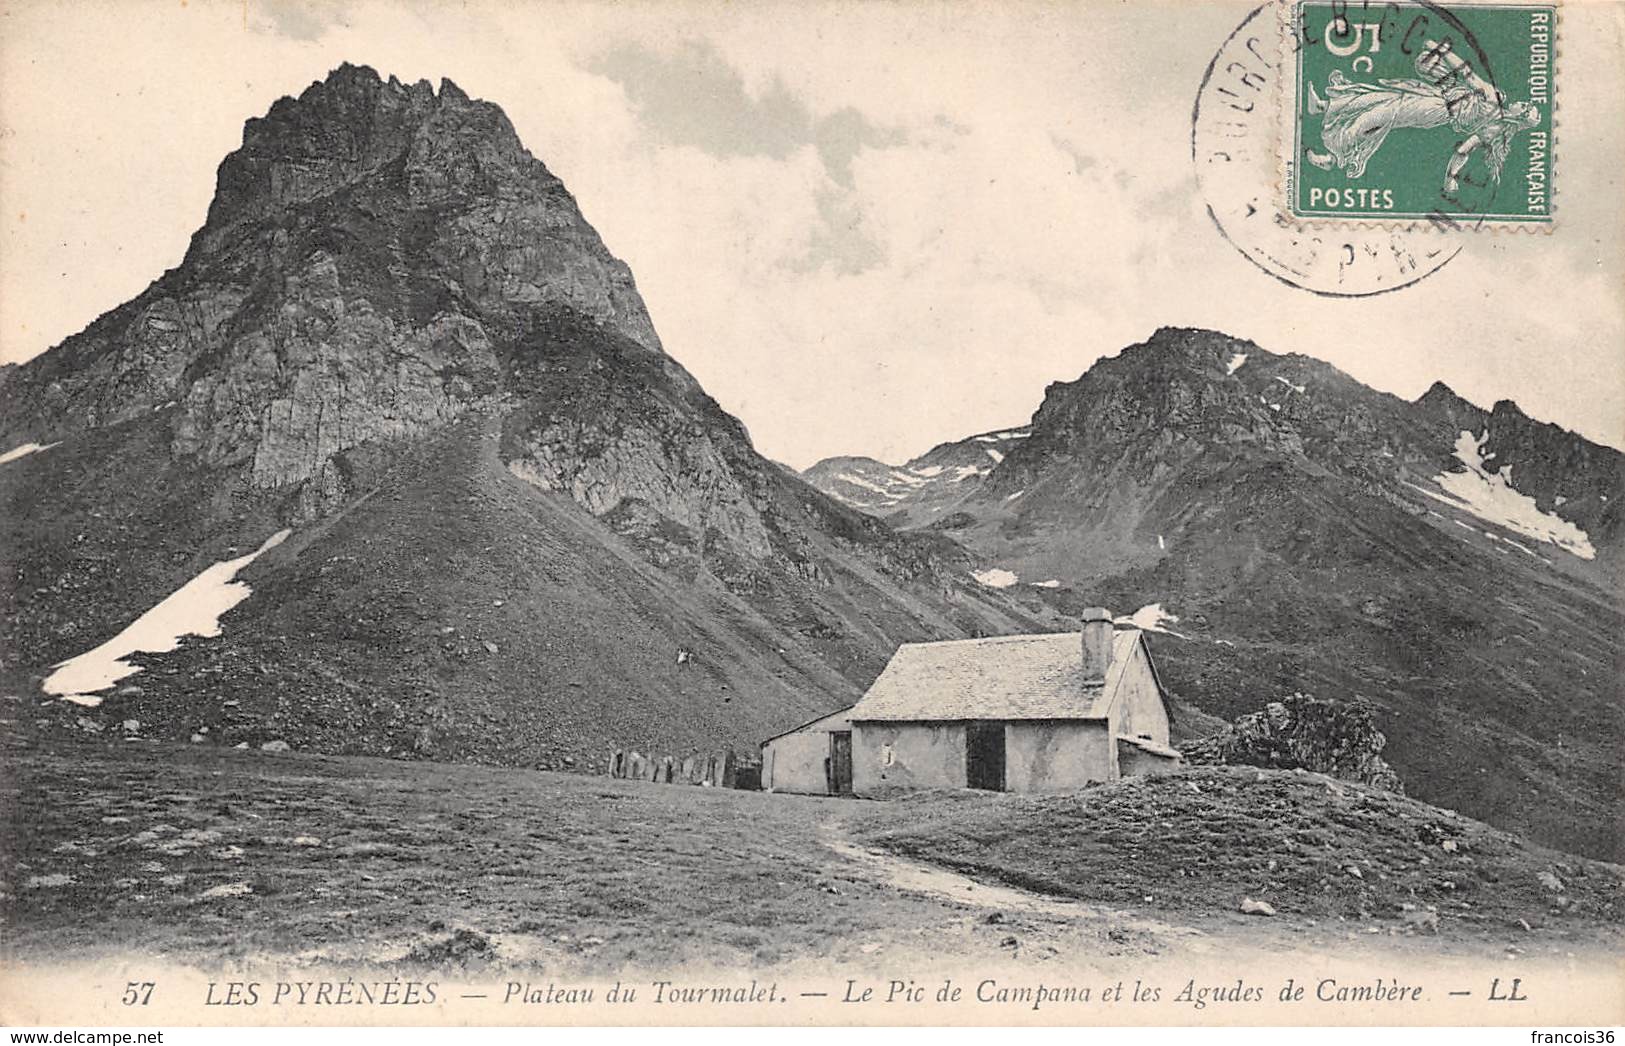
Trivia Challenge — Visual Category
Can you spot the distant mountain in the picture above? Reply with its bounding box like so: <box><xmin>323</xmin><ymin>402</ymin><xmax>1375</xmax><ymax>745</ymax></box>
<box><xmin>0</xmin><ymin>64</ymin><xmax>1051</xmax><ymax>769</ymax></box>
<box><xmin>800</xmin><ymin>426</ymin><xmax>1029</xmax><ymax>527</ymax></box>
<box><xmin>806</xmin><ymin>327</ymin><xmax>1625</xmax><ymax>860</ymax></box>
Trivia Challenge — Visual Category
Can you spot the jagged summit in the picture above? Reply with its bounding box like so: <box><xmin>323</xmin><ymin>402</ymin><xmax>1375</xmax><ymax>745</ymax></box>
<box><xmin>0</xmin><ymin>62</ymin><xmax>664</xmax><ymax>471</ymax></box>
<box><xmin>1132</xmin><ymin>326</ymin><xmax>1267</xmax><ymax>367</ymax></box>
<box><xmin>1418</xmin><ymin>378</ymin><xmax>1468</xmax><ymax>404</ymax></box>
<box><xmin>1142</xmin><ymin>324</ymin><xmax>1260</xmax><ymax>348</ymax></box>
<box><xmin>200</xmin><ymin>63</ymin><xmax>540</xmax><ymax>245</ymax></box>
<box><xmin>1415</xmin><ymin>378</ymin><xmax>1484</xmax><ymax>418</ymax></box>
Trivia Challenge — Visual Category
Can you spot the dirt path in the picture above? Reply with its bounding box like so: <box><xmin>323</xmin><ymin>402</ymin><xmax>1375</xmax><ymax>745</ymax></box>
<box><xmin>821</xmin><ymin>832</ymin><xmax>1207</xmax><ymax>941</ymax></box>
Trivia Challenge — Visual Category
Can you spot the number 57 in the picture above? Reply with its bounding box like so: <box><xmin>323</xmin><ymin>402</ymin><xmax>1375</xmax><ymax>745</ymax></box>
<box><xmin>122</xmin><ymin>982</ymin><xmax>155</xmax><ymax>1006</ymax></box>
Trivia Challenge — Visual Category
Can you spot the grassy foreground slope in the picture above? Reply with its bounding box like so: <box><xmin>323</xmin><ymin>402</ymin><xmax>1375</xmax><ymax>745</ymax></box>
<box><xmin>4</xmin><ymin>737</ymin><xmax>1620</xmax><ymax>975</ymax></box>
<box><xmin>858</xmin><ymin>767</ymin><xmax>1623</xmax><ymax>929</ymax></box>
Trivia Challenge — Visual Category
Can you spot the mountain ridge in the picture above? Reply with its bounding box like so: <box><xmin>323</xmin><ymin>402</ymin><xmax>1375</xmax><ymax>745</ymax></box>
<box><xmin>809</xmin><ymin>326</ymin><xmax>1622</xmax><ymax>576</ymax></box>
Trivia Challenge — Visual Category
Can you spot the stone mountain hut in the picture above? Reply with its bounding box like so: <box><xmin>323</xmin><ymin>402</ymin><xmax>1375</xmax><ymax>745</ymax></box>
<box><xmin>760</xmin><ymin>705</ymin><xmax>856</xmax><ymax>796</ymax></box>
<box><xmin>760</xmin><ymin>608</ymin><xmax>1181</xmax><ymax>796</ymax></box>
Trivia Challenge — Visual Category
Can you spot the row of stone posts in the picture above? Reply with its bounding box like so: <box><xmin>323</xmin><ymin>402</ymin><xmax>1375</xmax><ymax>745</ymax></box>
<box><xmin>607</xmin><ymin>749</ymin><xmax>742</xmax><ymax>788</ymax></box>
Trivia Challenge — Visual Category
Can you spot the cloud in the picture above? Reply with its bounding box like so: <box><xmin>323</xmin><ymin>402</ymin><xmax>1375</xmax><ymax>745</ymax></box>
<box><xmin>586</xmin><ymin>39</ymin><xmax>909</xmax><ymax>277</ymax></box>
<box><xmin>588</xmin><ymin>40</ymin><xmax>811</xmax><ymax>160</ymax></box>
<box><xmin>815</xmin><ymin>106</ymin><xmax>906</xmax><ymax>188</ymax></box>
<box><xmin>253</xmin><ymin>0</ymin><xmax>350</xmax><ymax>42</ymax></box>
<box><xmin>792</xmin><ymin>190</ymin><xmax>886</xmax><ymax>275</ymax></box>
<box><xmin>1051</xmin><ymin>134</ymin><xmax>1098</xmax><ymax>175</ymax></box>
<box><xmin>586</xmin><ymin>40</ymin><xmax>906</xmax><ymax>188</ymax></box>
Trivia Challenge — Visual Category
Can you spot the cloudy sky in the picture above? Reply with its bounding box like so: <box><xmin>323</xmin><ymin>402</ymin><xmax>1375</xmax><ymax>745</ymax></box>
<box><xmin>1</xmin><ymin>0</ymin><xmax>1621</xmax><ymax>467</ymax></box>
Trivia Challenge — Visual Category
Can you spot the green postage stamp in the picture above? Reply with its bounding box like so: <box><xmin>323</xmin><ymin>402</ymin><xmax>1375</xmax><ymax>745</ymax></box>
<box><xmin>1287</xmin><ymin>1</ymin><xmax>1555</xmax><ymax>224</ymax></box>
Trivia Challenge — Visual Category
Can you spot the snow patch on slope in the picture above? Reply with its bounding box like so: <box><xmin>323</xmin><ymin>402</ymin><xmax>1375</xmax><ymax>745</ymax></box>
<box><xmin>1413</xmin><ymin>430</ymin><xmax>1595</xmax><ymax>560</ymax></box>
<box><xmin>43</xmin><ymin>530</ymin><xmax>293</xmax><ymax>706</ymax></box>
<box><xmin>1226</xmin><ymin>353</ymin><xmax>1248</xmax><ymax>375</ymax></box>
<box><xmin>1</xmin><ymin>441</ymin><xmax>61</xmax><ymax>465</ymax></box>
<box><xmin>835</xmin><ymin>472</ymin><xmax>901</xmax><ymax>500</ymax></box>
<box><xmin>1115</xmin><ymin>603</ymin><xmax>1185</xmax><ymax>636</ymax></box>
<box><xmin>971</xmin><ymin>568</ymin><xmax>1019</xmax><ymax>589</ymax></box>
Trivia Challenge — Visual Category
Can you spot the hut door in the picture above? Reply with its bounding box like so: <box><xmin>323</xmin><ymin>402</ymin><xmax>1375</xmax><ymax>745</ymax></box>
<box><xmin>965</xmin><ymin>723</ymin><xmax>1006</xmax><ymax>791</ymax></box>
<box><xmin>828</xmin><ymin>732</ymin><xmax>854</xmax><ymax>795</ymax></box>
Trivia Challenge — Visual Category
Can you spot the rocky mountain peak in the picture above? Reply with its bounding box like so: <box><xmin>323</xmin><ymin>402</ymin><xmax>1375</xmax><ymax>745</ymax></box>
<box><xmin>1418</xmin><ymin>378</ymin><xmax>1464</xmax><ymax>404</ymax></box>
<box><xmin>197</xmin><ymin>63</ymin><xmax>541</xmax><ymax>254</ymax></box>
<box><xmin>1021</xmin><ymin>327</ymin><xmax>1282</xmax><ymax>456</ymax></box>
<box><xmin>1415</xmin><ymin>379</ymin><xmax>1482</xmax><ymax>418</ymax></box>
<box><xmin>1019</xmin><ymin>328</ymin><xmax>1282</xmax><ymax>438</ymax></box>
<box><xmin>0</xmin><ymin>67</ymin><xmax>1038</xmax><ymax>781</ymax></box>
<box><xmin>1</xmin><ymin>63</ymin><xmax>663</xmax><ymax>497</ymax></box>
<box><xmin>1133</xmin><ymin>326</ymin><xmax>1267</xmax><ymax>371</ymax></box>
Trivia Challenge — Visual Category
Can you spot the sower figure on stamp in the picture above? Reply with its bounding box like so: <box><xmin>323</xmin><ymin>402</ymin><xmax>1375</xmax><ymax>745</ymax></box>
<box><xmin>1305</xmin><ymin>38</ymin><xmax>1540</xmax><ymax>193</ymax></box>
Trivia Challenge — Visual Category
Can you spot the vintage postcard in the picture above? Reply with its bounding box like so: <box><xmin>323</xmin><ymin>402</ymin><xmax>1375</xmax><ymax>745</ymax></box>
<box><xmin>1</xmin><ymin>0</ymin><xmax>1621</xmax><ymax>1033</ymax></box>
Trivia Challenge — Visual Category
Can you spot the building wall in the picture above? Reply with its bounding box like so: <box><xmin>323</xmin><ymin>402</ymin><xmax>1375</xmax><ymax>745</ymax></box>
<box><xmin>1118</xmin><ymin>738</ymin><xmax>1182</xmax><ymax>777</ymax></box>
<box><xmin>852</xmin><ymin>721</ymin><xmax>966</xmax><ymax>795</ymax></box>
<box><xmin>1005</xmin><ymin>720</ymin><xmax>1114</xmax><ymax>791</ymax></box>
<box><xmin>1110</xmin><ymin>641</ymin><xmax>1171</xmax><ymax>747</ymax></box>
<box><xmin>762</xmin><ymin>708</ymin><xmax>851</xmax><ymax>795</ymax></box>
<box><xmin>854</xmin><ymin>720</ymin><xmax>1116</xmax><ymax>794</ymax></box>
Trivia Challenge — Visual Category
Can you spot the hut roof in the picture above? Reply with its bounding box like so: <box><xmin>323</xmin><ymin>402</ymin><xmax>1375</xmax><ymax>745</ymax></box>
<box><xmin>761</xmin><ymin>704</ymin><xmax>855</xmax><ymax>744</ymax></box>
<box><xmin>849</xmin><ymin>628</ymin><xmax>1153</xmax><ymax>722</ymax></box>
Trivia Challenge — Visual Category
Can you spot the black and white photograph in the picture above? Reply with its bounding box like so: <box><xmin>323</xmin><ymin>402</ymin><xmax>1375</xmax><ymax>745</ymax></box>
<box><xmin>0</xmin><ymin>0</ymin><xmax>1621</xmax><ymax>1032</ymax></box>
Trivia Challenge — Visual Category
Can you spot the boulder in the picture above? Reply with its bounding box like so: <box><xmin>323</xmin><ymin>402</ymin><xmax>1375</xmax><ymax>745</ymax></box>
<box><xmin>1180</xmin><ymin>693</ymin><xmax>1404</xmax><ymax>791</ymax></box>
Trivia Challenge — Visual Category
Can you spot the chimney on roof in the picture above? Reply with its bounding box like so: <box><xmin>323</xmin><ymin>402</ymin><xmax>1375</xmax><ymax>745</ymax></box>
<box><xmin>1081</xmin><ymin>607</ymin><xmax>1113</xmax><ymax>683</ymax></box>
